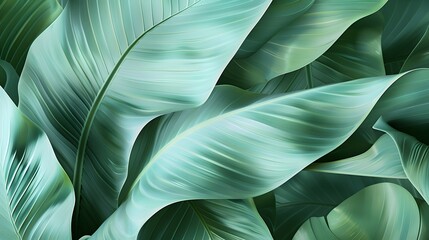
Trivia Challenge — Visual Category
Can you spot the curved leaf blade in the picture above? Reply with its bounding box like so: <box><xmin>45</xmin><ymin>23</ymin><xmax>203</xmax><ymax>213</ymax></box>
<box><xmin>374</xmin><ymin>118</ymin><xmax>429</xmax><ymax>204</ymax></box>
<box><xmin>221</xmin><ymin>0</ymin><xmax>387</xmax><ymax>87</ymax></box>
<box><xmin>0</xmin><ymin>60</ymin><xmax>19</xmax><ymax>104</ymax></box>
<box><xmin>294</xmin><ymin>183</ymin><xmax>420</xmax><ymax>240</ymax></box>
<box><xmin>139</xmin><ymin>199</ymin><xmax>272</xmax><ymax>240</ymax></box>
<box><xmin>93</xmin><ymin>74</ymin><xmax>402</xmax><ymax>239</ymax></box>
<box><xmin>0</xmin><ymin>0</ymin><xmax>61</xmax><ymax>73</ymax></box>
<box><xmin>18</xmin><ymin>0</ymin><xmax>270</xmax><ymax>235</ymax></box>
<box><xmin>0</xmin><ymin>87</ymin><xmax>74</xmax><ymax>239</ymax></box>
<box><xmin>307</xmin><ymin>134</ymin><xmax>407</xmax><ymax>179</ymax></box>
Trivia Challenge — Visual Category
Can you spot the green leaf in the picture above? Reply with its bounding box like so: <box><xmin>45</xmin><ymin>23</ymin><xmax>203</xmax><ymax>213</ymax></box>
<box><xmin>220</xmin><ymin>0</ymin><xmax>387</xmax><ymax>88</ymax></box>
<box><xmin>0</xmin><ymin>60</ymin><xmax>19</xmax><ymax>104</ymax></box>
<box><xmin>0</xmin><ymin>0</ymin><xmax>61</xmax><ymax>73</ymax></box>
<box><xmin>374</xmin><ymin>118</ymin><xmax>429</xmax><ymax>204</ymax></box>
<box><xmin>18</xmin><ymin>0</ymin><xmax>270</xmax><ymax>236</ymax></box>
<box><xmin>307</xmin><ymin>134</ymin><xmax>407</xmax><ymax>179</ymax></box>
<box><xmin>322</xmin><ymin>68</ymin><xmax>429</xmax><ymax>161</ymax></box>
<box><xmin>93</xmin><ymin>74</ymin><xmax>402</xmax><ymax>239</ymax></box>
<box><xmin>401</xmin><ymin>25</ymin><xmax>429</xmax><ymax>72</ymax></box>
<box><xmin>139</xmin><ymin>199</ymin><xmax>272</xmax><ymax>240</ymax></box>
<box><xmin>381</xmin><ymin>0</ymin><xmax>429</xmax><ymax>74</ymax></box>
<box><xmin>294</xmin><ymin>183</ymin><xmax>420</xmax><ymax>240</ymax></box>
<box><xmin>249</xmin><ymin>13</ymin><xmax>386</xmax><ymax>92</ymax></box>
<box><xmin>273</xmin><ymin>171</ymin><xmax>419</xmax><ymax>240</ymax></box>
<box><xmin>418</xmin><ymin>201</ymin><xmax>429</xmax><ymax>240</ymax></box>
<box><xmin>253</xmin><ymin>191</ymin><xmax>277</xmax><ymax>235</ymax></box>
<box><xmin>0</xmin><ymin>87</ymin><xmax>74</xmax><ymax>239</ymax></box>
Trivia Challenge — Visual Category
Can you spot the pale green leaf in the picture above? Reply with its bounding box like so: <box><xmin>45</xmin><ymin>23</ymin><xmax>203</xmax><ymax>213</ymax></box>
<box><xmin>93</xmin><ymin>73</ymin><xmax>403</xmax><ymax>239</ymax></box>
<box><xmin>18</xmin><ymin>0</ymin><xmax>270</xmax><ymax>236</ymax></box>
<box><xmin>139</xmin><ymin>199</ymin><xmax>272</xmax><ymax>240</ymax></box>
<box><xmin>0</xmin><ymin>87</ymin><xmax>74</xmax><ymax>239</ymax></box>
<box><xmin>374</xmin><ymin>118</ymin><xmax>429</xmax><ymax>204</ymax></box>
<box><xmin>0</xmin><ymin>0</ymin><xmax>61</xmax><ymax>73</ymax></box>
<box><xmin>221</xmin><ymin>0</ymin><xmax>387</xmax><ymax>87</ymax></box>
<box><xmin>307</xmin><ymin>134</ymin><xmax>407</xmax><ymax>179</ymax></box>
<box><xmin>294</xmin><ymin>183</ymin><xmax>420</xmax><ymax>240</ymax></box>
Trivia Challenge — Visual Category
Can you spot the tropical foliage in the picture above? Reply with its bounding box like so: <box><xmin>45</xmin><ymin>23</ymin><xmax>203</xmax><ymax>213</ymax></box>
<box><xmin>1</xmin><ymin>0</ymin><xmax>428</xmax><ymax>239</ymax></box>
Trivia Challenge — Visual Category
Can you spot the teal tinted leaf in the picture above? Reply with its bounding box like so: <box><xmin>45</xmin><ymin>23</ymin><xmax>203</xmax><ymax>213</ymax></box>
<box><xmin>292</xmin><ymin>217</ymin><xmax>339</xmax><ymax>240</ymax></box>
<box><xmin>93</xmin><ymin>74</ymin><xmax>401</xmax><ymax>239</ymax></box>
<box><xmin>381</xmin><ymin>0</ymin><xmax>429</xmax><ymax>73</ymax></box>
<box><xmin>323</xmin><ymin>69</ymin><xmax>429</xmax><ymax>161</ymax></box>
<box><xmin>273</xmin><ymin>171</ymin><xmax>418</xmax><ymax>240</ymax></box>
<box><xmin>418</xmin><ymin>201</ymin><xmax>429</xmax><ymax>240</ymax></box>
<box><xmin>307</xmin><ymin>134</ymin><xmax>406</xmax><ymax>179</ymax></box>
<box><xmin>374</xmin><ymin>118</ymin><xmax>429</xmax><ymax>204</ymax></box>
<box><xmin>0</xmin><ymin>0</ymin><xmax>61</xmax><ymax>73</ymax></box>
<box><xmin>139</xmin><ymin>199</ymin><xmax>272</xmax><ymax>240</ymax></box>
<box><xmin>247</xmin><ymin>13</ymin><xmax>385</xmax><ymax>91</ymax></box>
<box><xmin>0</xmin><ymin>60</ymin><xmax>19</xmax><ymax>104</ymax></box>
<box><xmin>18</xmin><ymin>0</ymin><xmax>270</xmax><ymax>236</ymax></box>
<box><xmin>0</xmin><ymin>87</ymin><xmax>74</xmax><ymax>239</ymax></box>
<box><xmin>401</xmin><ymin>26</ymin><xmax>429</xmax><ymax>72</ymax></box>
<box><xmin>221</xmin><ymin>0</ymin><xmax>387</xmax><ymax>88</ymax></box>
<box><xmin>254</xmin><ymin>192</ymin><xmax>277</xmax><ymax>235</ymax></box>
<box><xmin>294</xmin><ymin>183</ymin><xmax>419</xmax><ymax>240</ymax></box>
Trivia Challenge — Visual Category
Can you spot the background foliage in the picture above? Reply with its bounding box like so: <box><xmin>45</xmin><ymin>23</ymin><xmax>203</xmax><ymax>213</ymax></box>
<box><xmin>1</xmin><ymin>0</ymin><xmax>429</xmax><ymax>239</ymax></box>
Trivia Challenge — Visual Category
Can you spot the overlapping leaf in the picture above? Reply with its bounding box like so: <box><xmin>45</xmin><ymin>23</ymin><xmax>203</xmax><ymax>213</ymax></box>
<box><xmin>293</xmin><ymin>183</ymin><xmax>420</xmax><ymax>240</ymax></box>
<box><xmin>139</xmin><ymin>199</ymin><xmax>272</xmax><ymax>240</ymax></box>
<box><xmin>0</xmin><ymin>87</ymin><xmax>74</xmax><ymax>239</ymax></box>
<box><xmin>18</xmin><ymin>0</ymin><xmax>270</xmax><ymax>236</ymax></box>
<box><xmin>92</xmin><ymin>73</ymin><xmax>405</xmax><ymax>239</ymax></box>
<box><xmin>220</xmin><ymin>0</ymin><xmax>387</xmax><ymax>88</ymax></box>
<box><xmin>0</xmin><ymin>60</ymin><xmax>19</xmax><ymax>104</ymax></box>
<box><xmin>0</xmin><ymin>0</ymin><xmax>61</xmax><ymax>73</ymax></box>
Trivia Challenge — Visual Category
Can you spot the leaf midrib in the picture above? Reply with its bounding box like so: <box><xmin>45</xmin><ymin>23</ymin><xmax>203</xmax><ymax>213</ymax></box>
<box><xmin>72</xmin><ymin>0</ymin><xmax>201</xmax><ymax>224</ymax></box>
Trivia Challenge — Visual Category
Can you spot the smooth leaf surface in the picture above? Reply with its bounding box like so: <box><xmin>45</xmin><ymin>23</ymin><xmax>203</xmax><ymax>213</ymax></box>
<box><xmin>0</xmin><ymin>60</ymin><xmax>19</xmax><ymax>104</ymax></box>
<box><xmin>0</xmin><ymin>0</ymin><xmax>61</xmax><ymax>73</ymax></box>
<box><xmin>220</xmin><ymin>0</ymin><xmax>387</xmax><ymax>87</ymax></box>
<box><xmin>381</xmin><ymin>0</ymin><xmax>429</xmax><ymax>73</ymax></box>
<box><xmin>93</xmin><ymin>74</ymin><xmax>403</xmax><ymax>239</ymax></box>
<box><xmin>0</xmin><ymin>87</ymin><xmax>74</xmax><ymax>239</ymax></box>
<box><xmin>307</xmin><ymin>134</ymin><xmax>406</xmax><ymax>179</ymax></box>
<box><xmin>18</xmin><ymin>0</ymin><xmax>270</xmax><ymax>236</ymax></box>
<box><xmin>139</xmin><ymin>199</ymin><xmax>272</xmax><ymax>240</ymax></box>
<box><xmin>249</xmin><ymin>14</ymin><xmax>385</xmax><ymax>92</ymax></box>
<box><xmin>418</xmin><ymin>201</ymin><xmax>429</xmax><ymax>240</ymax></box>
<box><xmin>401</xmin><ymin>25</ymin><xmax>429</xmax><ymax>72</ymax></box>
<box><xmin>273</xmin><ymin>171</ymin><xmax>419</xmax><ymax>240</ymax></box>
<box><xmin>374</xmin><ymin>118</ymin><xmax>429</xmax><ymax>204</ymax></box>
<box><xmin>294</xmin><ymin>183</ymin><xmax>419</xmax><ymax>240</ymax></box>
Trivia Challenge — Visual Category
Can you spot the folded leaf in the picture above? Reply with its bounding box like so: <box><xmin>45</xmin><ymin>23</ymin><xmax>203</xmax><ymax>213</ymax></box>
<box><xmin>0</xmin><ymin>87</ymin><xmax>74</xmax><ymax>239</ymax></box>
<box><xmin>221</xmin><ymin>0</ymin><xmax>387</xmax><ymax>87</ymax></box>
<box><xmin>374</xmin><ymin>118</ymin><xmax>429</xmax><ymax>204</ymax></box>
<box><xmin>0</xmin><ymin>0</ymin><xmax>61</xmax><ymax>73</ymax></box>
<box><xmin>307</xmin><ymin>134</ymin><xmax>407</xmax><ymax>179</ymax></box>
<box><xmin>93</xmin><ymin>74</ymin><xmax>403</xmax><ymax>239</ymax></box>
<box><xmin>294</xmin><ymin>183</ymin><xmax>419</xmax><ymax>240</ymax></box>
<box><xmin>18</xmin><ymin>0</ymin><xmax>270</xmax><ymax>236</ymax></box>
<box><xmin>139</xmin><ymin>199</ymin><xmax>272</xmax><ymax>240</ymax></box>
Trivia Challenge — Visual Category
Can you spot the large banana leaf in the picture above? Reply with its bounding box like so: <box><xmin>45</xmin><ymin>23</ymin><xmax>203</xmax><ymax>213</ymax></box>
<box><xmin>92</xmin><ymin>74</ymin><xmax>406</xmax><ymax>239</ymax></box>
<box><xmin>0</xmin><ymin>87</ymin><xmax>74</xmax><ymax>239</ymax></box>
<box><xmin>220</xmin><ymin>0</ymin><xmax>387</xmax><ymax>88</ymax></box>
<box><xmin>293</xmin><ymin>183</ymin><xmax>420</xmax><ymax>240</ymax></box>
<box><xmin>374</xmin><ymin>118</ymin><xmax>429</xmax><ymax>204</ymax></box>
<box><xmin>249</xmin><ymin>13</ymin><xmax>385</xmax><ymax>92</ymax></box>
<box><xmin>18</xmin><ymin>0</ymin><xmax>270</xmax><ymax>236</ymax></box>
<box><xmin>0</xmin><ymin>0</ymin><xmax>61</xmax><ymax>73</ymax></box>
<box><xmin>139</xmin><ymin>199</ymin><xmax>272</xmax><ymax>239</ymax></box>
<box><xmin>0</xmin><ymin>60</ymin><xmax>19</xmax><ymax>104</ymax></box>
<box><xmin>272</xmin><ymin>171</ymin><xmax>420</xmax><ymax>240</ymax></box>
